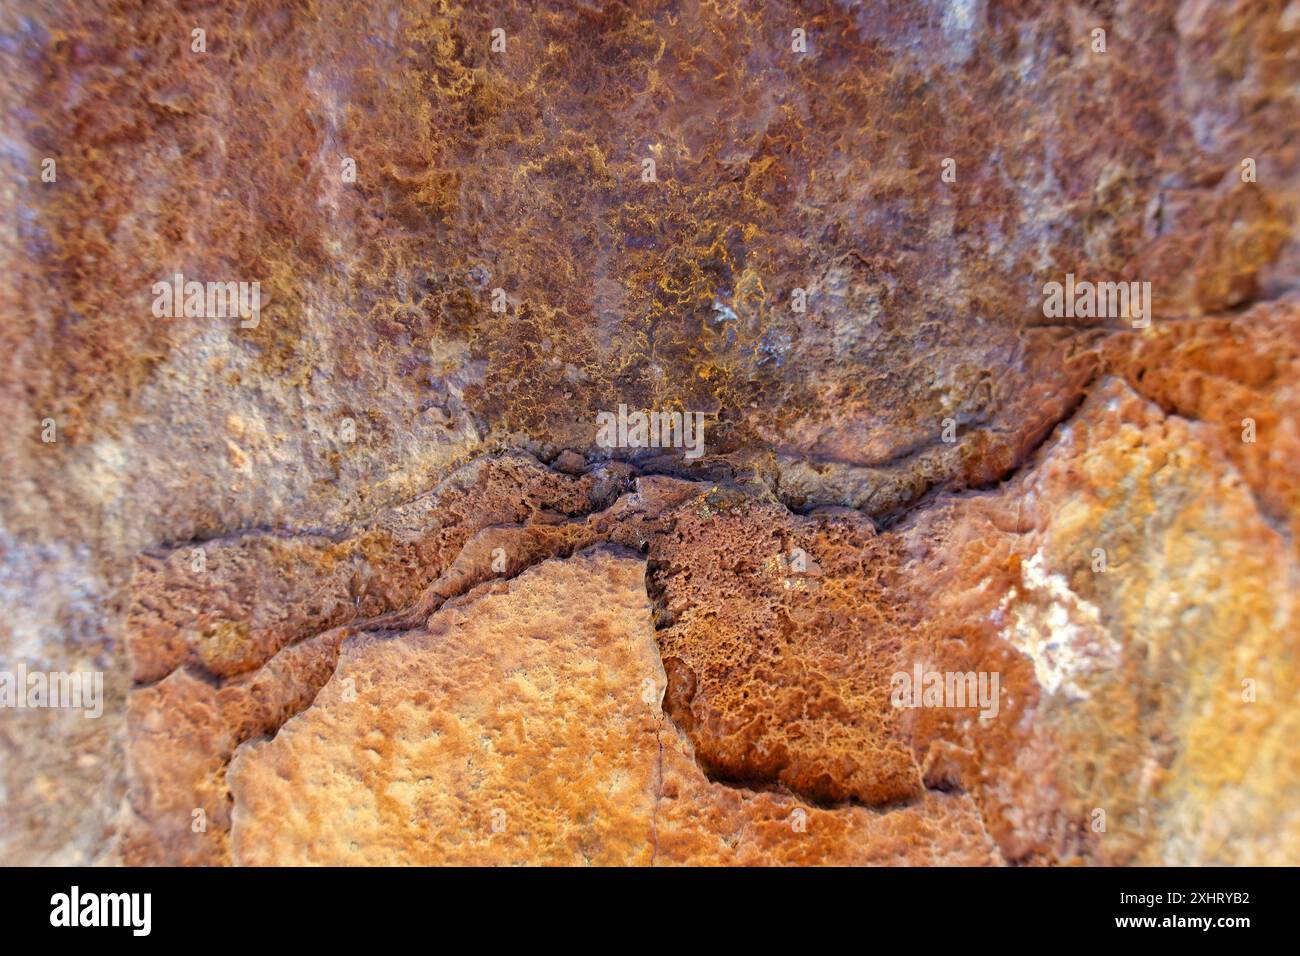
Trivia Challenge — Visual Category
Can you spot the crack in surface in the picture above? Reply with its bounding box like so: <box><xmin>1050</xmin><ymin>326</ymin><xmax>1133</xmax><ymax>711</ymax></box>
<box><xmin>130</xmin><ymin>319</ymin><xmax>1267</xmax><ymax>861</ymax></box>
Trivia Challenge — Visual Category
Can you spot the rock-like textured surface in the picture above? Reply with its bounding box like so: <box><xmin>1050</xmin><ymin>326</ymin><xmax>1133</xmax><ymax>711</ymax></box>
<box><xmin>228</xmin><ymin>546</ymin><xmax>999</xmax><ymax>866</ymax></box>
<box><xmin>896</xmin><ymin>362</ymin><xmax>1300</xmax><ymax>864</ymax></box>
<box><xmin>120</xmin><ymin>308</ymin><xmax>1300</xmax><ymax>865</ymax></box>
<box><xmin>121</xmin><ymin>454</ymin><xmax>633</xmax><ymax>865</ymax></box>
<box><xmin>1</xmin><ymin>0</ymin><xmax>1298</xmax><ymax>865</ymax></box>
<box><xmin>229</xmin><ymin>547</ymin><xmax>672</xmax><ymax>866</ymax></box>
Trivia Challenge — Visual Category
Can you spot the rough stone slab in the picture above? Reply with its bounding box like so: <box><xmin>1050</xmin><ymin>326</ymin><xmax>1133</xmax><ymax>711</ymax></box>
<box><xmin>227</xmin><ymin>546</ymin><xmax>1000</xmax><ymax>865</ymax></box>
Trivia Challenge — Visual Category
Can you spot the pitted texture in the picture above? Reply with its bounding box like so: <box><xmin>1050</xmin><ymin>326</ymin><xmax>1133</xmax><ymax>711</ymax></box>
<box><xmin>227</xmin><ymin>546</ymin><xmax>1001</xmax><ymax>866</ymax></box>
<box><xmin>1</xmin><ymin>0</ymin><xmax>1298</xmax><ymax>865</ymax></box>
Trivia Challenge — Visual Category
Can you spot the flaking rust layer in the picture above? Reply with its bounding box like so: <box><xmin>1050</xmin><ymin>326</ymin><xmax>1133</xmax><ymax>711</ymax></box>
<box><xmin>1</xmin><ymin>0</ymin><xmax>1298</xmax><ymax>864</ymax></box>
